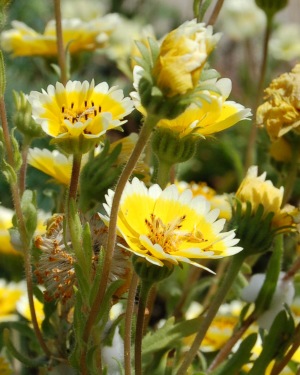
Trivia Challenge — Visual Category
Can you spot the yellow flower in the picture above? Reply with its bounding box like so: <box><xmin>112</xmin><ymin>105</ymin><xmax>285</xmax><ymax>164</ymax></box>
<box><xmin>0</xmin><ymin>356</ymin><xmax>12</xmax><ymax>375</ymax></box>
<box><xmin>28</xmin><ymin>148</ymin><xmax>73</xmax><ymax>185</ymax></box>
<box><xmin>152</xmin><ymin>20</ymin><xmax>221</xmax><ymax>97</ymax></box>
<box><xmin>269</xmin><ymin>137</ymin><xmax>292</xmax><ymax>162</ymax></box>
<box><xmin>16</xmin><ymin>294</ymin><xmax>45</xmax><ymax>327</ymax></box>
<box><xmin>236</xmin><ymin>166</ymin><xmax>295</xmax><ymax>229</ymax></box>
<box><xmin>257</xmin><ymin>64</ymin><xmax>300</xmax><ymax>140</ymax></box>
<box><xmin>176</xmin><ymin>181</ymin><xmax>232</xmax><ymax>220</ymax></box>
<box><xmin>156</xmin><ymin>77</ymin><xmax>251</xmax><ymax>137</ymax></box>
<box><xmin>101</xmin><ymin>178</ymin><xmax>242</xmax><ymax>269</ymax></box>
<box><xmin>28</xmin><ymin>80</ymin><xmax>134</xmax><ymax>153</ymax></box>
<box><xmin>0</xmin><ymin>207</ymin><xmax>19</xmax><ymax>255</ymax></box>
<box><xmin>0</xmin><ymin>279</ymin><xmax>26</xmax><ymax>319</ymax></box>
<box><xmin>1</xmin><ymin>15</ymin><xmax>120</xmax><ymax>57</ymax></box>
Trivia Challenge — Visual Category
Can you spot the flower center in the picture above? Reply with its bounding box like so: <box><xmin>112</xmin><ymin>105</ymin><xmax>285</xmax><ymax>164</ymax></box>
<box><xmin>61</xmin><ymin>100</ymin><xmax>102</xmax><ymax>124</ymax></box>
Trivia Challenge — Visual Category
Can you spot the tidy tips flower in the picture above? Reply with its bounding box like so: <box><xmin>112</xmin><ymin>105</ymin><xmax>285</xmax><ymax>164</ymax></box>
<box><xmin>28</xmin><ymin>80</ymin><xmax>134</xmax><ymax>154</ymax></box>
<box><xmin>256</xmin><ymin>64</ymin><xmax>300</xmax><ymax>141</ymax></box>
<box><xmin>152</xmin><ymin>20</ymin><xmax>221</xmax><ymax>97</ymax></box>
<box><xmin>156</xmin><ymin>77</ymin><xmax>252</xmax><ymax>138</ymax></box>
<box><xmin>100</xmin><ymin>177</ymin><xmax>242</xmax><ymax>270</ymax></box>
<box><xmin>1</xmin><ymin>15</ymin><xmax>120</xmax><ymax>57</ymax></box>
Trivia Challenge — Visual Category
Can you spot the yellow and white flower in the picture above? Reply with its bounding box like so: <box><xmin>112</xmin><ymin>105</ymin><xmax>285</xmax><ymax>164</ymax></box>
<box><xmin>28</xmin><ymin>80</ymin><xmax>134</xmax><ymax>153</ymax></box>
<box><xmin>156</xmin><ymin>77</ymin><xmax>251</xmax><ymax>138</ymax></box>
<box><xmin>152</xmin><ymin>20</ymin><xmax>221</xmax><ymax>97</ymax></box>
<box><xmin>101</xmin><ymin>177</ymin><xmax>242</xmax><ymax>269</ymax></box>
<box><xmin>28</xmin><ymin>148</ymin><xmax>73</xmax><ymax>185</ymax></box>
<box><xmin>269</xmin><ymin>23</ymin><xmax>300</xmax><ymax>61</ymax></box>
<box><xmin>0</xmin><ymin>279</ymin><xmax>26</xmax><ymax>320</ymax></box>
<box><xmin>1</xmin><ymin>15</ymin><xmax>120</xmax><ymax>57</ymax></box>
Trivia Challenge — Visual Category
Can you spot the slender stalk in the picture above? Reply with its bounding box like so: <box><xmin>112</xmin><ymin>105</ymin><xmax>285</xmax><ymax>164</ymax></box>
<box><xmin>207</xmin><ymin>0</ymin><xmax>225</xmax><ymax>25</ymax></box>
<box><xmin>207</xmin><ymin>314</ymin><xmax>256</xmax><ymax>372</ymax></box>
<box><xmin>244</xmin><ymin>16</ymin><xmax>273</xmax><ymax>170</ymax></box>
<box><xmin>69</xmin><ymin>153</ymin><xmax>82</xmax><ymax>200</ymax></box>
<box><xmin>0</xmin><ymin>97</ymin><xmax>52</xmax><ymax>357</ymax></box>
<box><xmin>135</xmin><ymin>281</ymin><xmax>153</xmax><ymax>375</ymax></box>
<box><xmin>124</xmin><ymin>273</ymin><xmax>139</xmax><ymax>375</ymax></box>
<box><xmin>176</xmin><ymin>252</ymin><xmax>246</xmax><ymax>375</ymax></box>
<box><xmin>80</xmin><ymin>114</ymin><xmax>157</xmax><ymax>373</ymax></box>
<box><xmin>19</xmin><ymin>141</ymin><xmax>29</xmax><ymax>196</ymax></box>
<box><xmin>156</xmin><ymin>160</ymin><xmax>172</xmax><ymax>188</ymax></box>
<box><xmin>53</xmin><ymin>0</ymin><xmax>67</xmax><ymax>85</ymax></box>
<box><xmin>270</xmin><ymin>323</ymin><xmax>300</xmax><ymax>375</ymax></box>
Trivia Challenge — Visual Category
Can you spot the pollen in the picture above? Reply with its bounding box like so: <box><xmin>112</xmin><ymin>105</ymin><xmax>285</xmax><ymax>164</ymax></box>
<box><xmin>61</xmin><ymin>99</ymin><xmax>102</xmax><ymax>124</ymax></box>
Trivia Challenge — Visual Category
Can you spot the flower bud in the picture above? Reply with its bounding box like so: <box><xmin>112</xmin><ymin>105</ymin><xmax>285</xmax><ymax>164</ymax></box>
<box><xmin>132</xmin><ymin>255</ymin><xmax>174</xmax><ymax>284</ymax></box>
<box><xmin>255</xmin><ymin>0</ymin><xmax>288</xmax><ymax>19</ymax></box>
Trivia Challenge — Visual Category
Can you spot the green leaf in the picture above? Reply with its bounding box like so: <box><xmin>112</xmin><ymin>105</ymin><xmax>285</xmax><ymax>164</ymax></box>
<box><xmin>211</xmin><ymin>333</ymin><xmax>257</xmax><ymax>375</ymax></box>
<box><xmin>0</xmin><ymin>50</ymin><xmax>6</xmax><ymax>96</ymax></box>
<box><xmin>142</xmin><ymin>316</ymin><xmax>203</xmax><ymax>356</ymax></box>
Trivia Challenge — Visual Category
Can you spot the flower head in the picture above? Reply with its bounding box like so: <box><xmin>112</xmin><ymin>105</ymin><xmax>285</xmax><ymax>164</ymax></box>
<box><xmin>0</xmin><ymin>279</ymin><xmax>26</xmax><ymax>319</ymax></box>
<box><xmin>257</xmin><ymin>64</ymin><xmax>300</xmax><ymax>140</ymax></box>
<box><xmin>101</xmin><ymin>178</ymin><xmax>242</xmax><ymax>270</ymax></box>
<box><xmin>153</xmin><ymin>20</ymin><xmax>221</xmax><ymax>97</ymax></box>
<box><xmin>34</xmin><ymin>214</ymin><xmax>131</xmax><ymax>304</ymax></box>
<box><xmin>156</xmin><ymin>77</ymin><xmax>251</xmax><ymax>138</ymax></box>
<box><xmin>1</xmin><ymin>15</ymin><xmax>120</xmax><ymax>57</ymax></box>
<box><xmin>236</xmin><ymin>166</ymin><xmax>296</xmax><ymax>230</ymax></box>
<box><xmin>28</xmin><ymin>80</ymin><xmax>134</xmax><ymax>153</ymax></box>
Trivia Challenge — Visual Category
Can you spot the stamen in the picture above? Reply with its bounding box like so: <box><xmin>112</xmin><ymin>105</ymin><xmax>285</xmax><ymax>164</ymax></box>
<box><xmin>62</xmin><ymin>106</ymin><xmax>65</xmax><ymax>113</ymax></box>
<box><xmin>71</xmin><ymin>102</ymin><xmax>74</xmax><ymax>109</ymax></box>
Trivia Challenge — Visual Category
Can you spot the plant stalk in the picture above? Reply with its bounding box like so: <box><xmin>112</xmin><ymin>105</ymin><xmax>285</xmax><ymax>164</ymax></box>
<box><xmin>53</xmin><ymin>0</ymin><xmax>67</xmax><ymax>85</ymax></box>
<box><xmin>176</xmin><ymin>252</ymin><xmax>246</xmax><ymax>375</ymax></box>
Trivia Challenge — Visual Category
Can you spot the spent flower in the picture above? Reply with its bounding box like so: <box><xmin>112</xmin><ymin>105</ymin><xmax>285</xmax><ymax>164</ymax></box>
<box><xmin>100</xmin><ymin>177</ymin><xmax>242</xmax><ymax>270</ymax></box>
<box><xmin>257</xmin><ymin>63</ymin><xmax>300</xmax><ymax>141</ymax></box>
<box><xmin>28</xmin><ymin>80</ymin><xmax>134</xmax><ymax>154</ymax></box>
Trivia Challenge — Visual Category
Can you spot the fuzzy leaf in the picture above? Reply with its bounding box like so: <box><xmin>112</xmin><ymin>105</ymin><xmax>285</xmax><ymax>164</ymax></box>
<box><xmin>142</xmin><ymin>316</ymin><xmax>203</xmax><ymax>356</ymax></box>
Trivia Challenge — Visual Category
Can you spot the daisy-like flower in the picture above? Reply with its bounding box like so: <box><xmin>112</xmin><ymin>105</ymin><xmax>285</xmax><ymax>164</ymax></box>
<box><xmin>0</xmin><ymin>279</ymin><xmax>26</xmax><ymax>319</ymax></box>
<box><xmin>1</xmin><ymin>15</ymin><xmax>120</xmax><ymax>57</ymax></box>
<box><xmin>28</xmin><ymin>80</ymin><xmax>134</xmax><ymax>154</ymax></box>
<box><xmin>176</xmin><ymin>181</ymin><xmax>232</xmax><ymax>220</ymax></box>
<box><xmin>28</xmin><ymin>148</ymin><xmax>73</xmax><ymax>185</ymax></box>
<box><xmin>152</xmin><ymin>20</ymin><xmax>221</xmax><ymax>97</ymax></box>
<box><xmin>16</xmin><ymin>294</ymin><xmax>45</xmax><ymax>328</ymax></box>
<box><xmin>156</xmin><ymin>77</ymin><xmax>251</xmax><ymax>138</ymax></box>
<box><xmin>256</xmin><ymin>63</ymin><xmax>300</xmax><ymax>141</ymax></box>
<box><xmin>0</xmin><ymin>207</ymin><xmax>20</xmax><ymax>255</ymax></box>
<box><xmin>34</xmin><ymin>214</ymin><xmax>131</xmax><ymax>304</ymax></box>
<box><xmin>100</xmin><ymin>178</ymin><xmax>242</xmax><ymax>269</ymax></box>
<box><xmin>236</xmin><ymin>166</ymin><xmax>296</xmax><ymax>229</ymax></box>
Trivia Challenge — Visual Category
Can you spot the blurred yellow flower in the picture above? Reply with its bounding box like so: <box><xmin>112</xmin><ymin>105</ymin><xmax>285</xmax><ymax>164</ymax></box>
<box><xmin>28</xmin><ymin>80</ymin><xmax>134</xmax><ymax>153</ymax></box>
<box><xmin>100</xmin><ymin>177</ymin><xmax>242</xmax><ymax>270</ymax></box>
<box><xmin>257</xmin><ymin>64</ymin><xmax>300</xmax><ymax>140</ymax></box>
<box><xmin>156</xmin><ymin>77</ymin><xmax>251</xmax><ymax>137</ymax></box>
<box><xmin>236</xmin><ymin>166</ymin><xmax>295</xmax><ymax>229</ymax></box>
<box><xmin>0</xmin><ymin>279</ymin><xmax>26</xmax><ymax>318</ymax></box>
<box><xmin>269</xmin><ymin>137</ymin><xmax>292</xmax><ymax>162</ymax></box>
<box><xmin>0</xmin><ymin>356</ymin><xmax>12</xmax><ymax>375</ymax></box>
<box><xmin>1</xmin><ymin>15</ymin><xmax>120</xmax><ymax>57</ymax></box>
<box><xmin>0</xmin><ymin>207</ymin><xmax>19</xmax><ymax>255</ymax></box>
<box><xmin>152</xmin><ymin>20</ymin><xmax>221</xmax><ymax>97</ymax></box>
<box><xmin>16</xmin><ymin>294</ymin><xmax>45</xmax><ymax>327</ymax></box>
<box><xmin>28</xmin><ymin>148</ymin><xmax>73</xmax><ymax>185</ymax></box>
<box><xmin>176</xmin><ymin>181</ymin><xmax>232</xmax><ymax>220</ymax></box>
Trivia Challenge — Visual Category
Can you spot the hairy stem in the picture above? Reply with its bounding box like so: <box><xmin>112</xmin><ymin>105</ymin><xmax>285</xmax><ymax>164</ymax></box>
<box><xmin>19</xmin><ymin>141</ymin><xmax>29</xmax><ymax>196</ymax></box>
<box><xmin>124</xmin><ymin>273</ymin><xmax>139</xmax><ymax>375</ymax></box>
<box><xmin>0</xmin><ymin>97</ymin><xmax>52</xmax><ymax>358</ymax></box>
<box><xmin>80</xmin><ymin>114</ymin><xmax>157</xmax><ymax>373</ymax></box>
<box><xmin>176</xmin><ymin>253</ymin><xmax>246</xmax><ymax>375</ymax></box>
<box><xmin>53</xmin><ymin>0</ymin><xmax>67</xmax><ymax>85</ymax></box>
<box><xmin>244</xmin><ymin>16</ymin><xmax>273</xmax><ymax>170</ymax></box>
<box><xmin>207</xmin><ymin>0</ymin><xmax>225</xmax><ymax>25</ymax></box>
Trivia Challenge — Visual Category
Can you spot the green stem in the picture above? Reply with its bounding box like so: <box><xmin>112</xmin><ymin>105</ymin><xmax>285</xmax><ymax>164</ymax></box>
<box><xmin>207</xmin><ymin>0</ymin><xmax>225</xmax><ymax>25</ymax></box>
<box><xmin>270</xmin><ymin>323</ymin><xmax>300</xmax><ymax>375</ymax></box>
<box><xmin>53</xmin><ymin>0</ymin><xmax>67</xmax><ymax>85</ymax></box>
<box><xmin>69</xmin><ymin>153</ymin><xmax>82</xmax><ymax>200</ymax></box>
<box><xmin>124</xmin><ymin>273</ymin><xmax>139</xmax><ymax>375</ymax></box>
<box><xmin>156</xmin><ymin>160</ymin><xmax>173</xmax><ymax>189</ymax></box>
<box><xmin>19</xmin><ymin>141</ymin><xmax>29</xmax><ymax>196</ymax></box>
<box><xmin>135</xmin><ymin>281</ymin><xmax>153</xmax><ymax>375</ymax></box>
<box><xmin>176</xmin><ymin>252</ymin><xmax>246</xmax><ymax>375</ymax></box>
<box><xmin>207</xmin><ymin>313</ymin><xmax>256</xmax><ymax>373</ymax></box>
<box><xmin>80</xmin><ymin>114</ymin><xmax>158</xmax><ymax>373</ymax></box>
<box><xmin>0</xmin><ymin>97</ymin><xmax>52</xmax><ymax>358</ymax></box>
<box><xmin>244</xmin><ymin>16</ymin><xmax>273</xmax><ymax>170</ymax></box>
